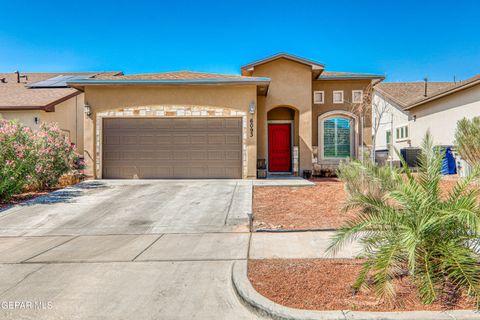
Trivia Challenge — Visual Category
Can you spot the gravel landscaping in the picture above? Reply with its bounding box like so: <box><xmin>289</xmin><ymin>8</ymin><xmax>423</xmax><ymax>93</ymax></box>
<box><xmin>248</xmin><ymin>259</ymin><xmax>476</xmax><ymax>312</ymax></box>
<box><xmin>253</xmin><ymin>177</ymin><xmax>459</xmax><ymax>231</ymax></box>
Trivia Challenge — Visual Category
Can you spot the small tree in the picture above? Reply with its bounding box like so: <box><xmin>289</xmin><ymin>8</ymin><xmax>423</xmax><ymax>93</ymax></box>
<box><xmin>346</xmin><ymin>82</ymin><xmax>389</xmax><ymax>163</ymax></box>
<box><xmin>331</xmin><ymin>131</ymin><xmax>480</xmax><ymax>308</ymax></box>
<box><xmin>455</xmin><ymin>117</ymin><xmax>480</xmax><ymax>166</ymax></box>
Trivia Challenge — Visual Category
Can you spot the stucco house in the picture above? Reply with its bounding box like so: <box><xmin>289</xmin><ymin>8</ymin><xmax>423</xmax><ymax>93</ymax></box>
<box><xmin>66</xmin><ymin>53</ymin><xmax>384</xmax><ymax>179</ymax></box>
<box><xmin>0</xmin><ymin>71</ymin><xmax>121</xmax><ymax>154</ymax></box>
<box><xmin>373</xmin><ymin>74</ymin><xmax>480</xmax><ymax>161</ymax></box>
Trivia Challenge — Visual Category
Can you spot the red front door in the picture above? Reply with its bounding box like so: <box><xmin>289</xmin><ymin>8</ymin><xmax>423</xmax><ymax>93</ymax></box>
<box><xmin>268</xmin><ymin>124</ymin><xmax>291</xmax><ymax>172</ymax></box>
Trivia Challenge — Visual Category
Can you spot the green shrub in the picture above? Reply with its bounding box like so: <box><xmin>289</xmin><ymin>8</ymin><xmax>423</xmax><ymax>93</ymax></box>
<box><xmin>0</xmin><ymin>120</ymin><xmax>37</xmax><ymax>200</ymax></box>
<box><xmin>0</xmin><ymin>120</ymin><xmax>81</xmax><ymax>201</ymax></box>
<box><xmin>330</xmin><ymin>132</ymin><xmax>480</xmax><ymax>308</ymax></box>
<box><xmin>455</xmin><ymin>117</ymin><xmax>480</xmax><ymax>166</ymax></box>
<box><xmin>32</xmin><ymin>123</ymin><xmax>81</xmax><ymax>189</ymax></box>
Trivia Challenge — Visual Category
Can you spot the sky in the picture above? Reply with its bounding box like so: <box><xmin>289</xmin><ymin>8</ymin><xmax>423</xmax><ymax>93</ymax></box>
<box><xmin>0</xmin><ymin>0</ymin><xmax>478</xmax><ymax>82</ymax></box>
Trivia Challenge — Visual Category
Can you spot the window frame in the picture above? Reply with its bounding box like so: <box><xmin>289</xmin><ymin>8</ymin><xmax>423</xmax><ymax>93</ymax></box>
<box><xmin>352</xmin><ymin>90</ymin><xmax>363</xmax><ymax>103</ymax></box>
<box><xmin>333</xmin><ymin>90</ymin><xmax>344</xmax><ymax>104</ymax></box>
<box><xmin>321</xmin><ymin>116</ymin><xmax>353</xmax><ymax>159</ymax></box>
<box><xmin>313</xmin><ymin>91</ymin><xmax>324</xmax><ymax>104</ymax></box>
<box><xmin>386</xmin><ymin>129</ymin><xmax>392</xmax><ymax>145</ymax></box>
<box><xmin>395</xmin><ymin>124</ymin><xmax>410</xmax><ymax>142</ymax></box>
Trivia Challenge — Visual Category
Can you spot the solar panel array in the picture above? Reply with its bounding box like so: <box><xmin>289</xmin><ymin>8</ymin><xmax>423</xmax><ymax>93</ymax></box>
<box><xmin>27</xmin><ymin>74</ymin><xmax>95</xmax><ymax>88</ymax></box>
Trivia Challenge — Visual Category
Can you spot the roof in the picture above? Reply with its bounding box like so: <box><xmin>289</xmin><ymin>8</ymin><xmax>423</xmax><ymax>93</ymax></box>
<box><xmin>94</xmin><ymin>71</ymin><xmax>255</xmax><ymax>80</ymax></box>
<box><xmin>406</xmin><ymin>74</ymin><xmax>480</xmax><ymax>109</ymax></box>
<box><xmin>0</xmin><ymin>72</ymin><xmax>121</xmax><ymax>111</ymax></box>
<box><xmin>318</xmin><ymin>71</ymin><xmax>385</xmax><ymax>81</ymax></box>
<box><xmin>375</xmin><ymin>81</ymin><xmax>456</xmax><ymax>109</ymax></box>
<box><xmin>240</xmin><ymin>53</ymin><xmax>324</xmax><ymax>74</ymax></box>
<box><xmin>68</xmin><ymin>71</ymin><xmax>271</xmax><ymax>95</ymax></box>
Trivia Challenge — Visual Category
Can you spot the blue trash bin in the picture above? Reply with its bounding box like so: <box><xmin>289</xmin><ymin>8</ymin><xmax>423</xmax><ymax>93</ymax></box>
<box><xmin>441</xmin><ymin>147</ymin><xmax>457</xmax><ymax>175</ymax></box>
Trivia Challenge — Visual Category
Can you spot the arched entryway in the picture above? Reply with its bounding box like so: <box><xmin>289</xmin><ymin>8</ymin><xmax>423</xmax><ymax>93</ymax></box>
<box><xmin>267</xmin><ymin>106</ymin><xmax>299</xmax><ymax>173</ymax></box>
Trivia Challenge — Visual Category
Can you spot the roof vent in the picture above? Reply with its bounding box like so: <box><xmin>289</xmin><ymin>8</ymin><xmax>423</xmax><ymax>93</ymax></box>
<box><xmin>15</xmin><ymin>71</ymin><xmax>28</xmax><ymax>83</ymax></box>
<box><xmin>423</xmin><ymin>77</ymin><xmax>428</xmax><ymax>97</ymax></box>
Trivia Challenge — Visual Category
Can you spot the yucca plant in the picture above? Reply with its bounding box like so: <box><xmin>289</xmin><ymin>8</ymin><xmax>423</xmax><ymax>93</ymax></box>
<box><xmin>330</xmin><ymin>131</ymin><xmax>480</xmax><ymax>308</ymax></box>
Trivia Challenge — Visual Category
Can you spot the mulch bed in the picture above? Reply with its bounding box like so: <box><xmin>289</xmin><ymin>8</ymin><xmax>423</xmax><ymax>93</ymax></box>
<box><xmin>253</xmin><ymin>177</ymin><xmax>460</xmax><ymax>231</ymax></box>
<box><xmin>248</xmin><ymin>259</ymin><xmax>476</xmax><ymax>311</ymax></box>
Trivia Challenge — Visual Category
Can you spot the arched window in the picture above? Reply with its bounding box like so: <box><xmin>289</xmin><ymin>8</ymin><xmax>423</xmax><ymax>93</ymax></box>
<box><xmin>323</xmin><ymin>117</ymin><xmax>352</xmax><ymax>158</ymax></box>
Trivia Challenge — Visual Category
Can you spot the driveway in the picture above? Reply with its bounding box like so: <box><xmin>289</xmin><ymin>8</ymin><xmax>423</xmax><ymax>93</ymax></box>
<box><xmin>0</xmin><ymin>180</ymin><xmax>261</xmax><ymax>320</ymax></box>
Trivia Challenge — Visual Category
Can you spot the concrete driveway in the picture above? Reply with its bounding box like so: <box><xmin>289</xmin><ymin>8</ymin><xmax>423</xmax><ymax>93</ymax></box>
<box><xmin>0</xmin><ymin>180</ymin><xmax>260</xmax><ymax>319</ymax></box>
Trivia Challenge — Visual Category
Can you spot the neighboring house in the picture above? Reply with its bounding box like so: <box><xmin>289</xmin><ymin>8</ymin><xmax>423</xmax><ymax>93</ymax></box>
<box><xmin>373</xmin><ymin>75</ymin><xmax>480</xmax><ymax>161</ymax></box>
<box><xmin>0</xmin><ymin>71</ymin><xmax>121</xmax><ymax>155</ymax></box>
<box><xmin>68</xmin><ymin>53</ymin><xmax>384</xmax><ymax>179</ymax></box>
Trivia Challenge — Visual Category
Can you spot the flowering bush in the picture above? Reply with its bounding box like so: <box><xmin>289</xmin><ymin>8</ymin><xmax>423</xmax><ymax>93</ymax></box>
<box><xmin>32</xmin><ymin>123</ymin><xmax>81</xmax><ymax>189</ymax></box>
<box><xmin>0</xmin><ymin>120</ymin><xmax>37</xmax><ymax>200</ymax></box>
<box><xmin>0</xmin><ymin>120</ymin><xmax>81</xmax><ymax>200</ymax></box>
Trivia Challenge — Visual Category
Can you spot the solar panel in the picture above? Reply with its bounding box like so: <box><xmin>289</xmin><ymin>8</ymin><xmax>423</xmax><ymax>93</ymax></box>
<box><xmin>27</xmin><ymin>74</ymin><xmax>95</xmax><ymax>88</ymax></box>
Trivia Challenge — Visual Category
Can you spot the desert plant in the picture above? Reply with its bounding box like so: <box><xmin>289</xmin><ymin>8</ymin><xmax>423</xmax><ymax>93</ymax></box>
<box><xmin>0</xmin><ymin>120</ymin><xmax>37</xmax><ymax>200</ymax></box>
<box><xmin>455</xmin><ymin>117</ymin><xmax>480</xmax><ymax>166</ymax></box>
<box><xmin>329</xmin><ymin>131</ymin><xmax>480</xmax><ymax>308</ymax></box>
<box><xmin>32</xmin><ymin>123</ymin><xmax>80</xmax><ymax>189</ymax></box>
<box><xmin>337</xmin><ymin>158</ymin><xmax>402</xmax><ymax>199</ymax></box>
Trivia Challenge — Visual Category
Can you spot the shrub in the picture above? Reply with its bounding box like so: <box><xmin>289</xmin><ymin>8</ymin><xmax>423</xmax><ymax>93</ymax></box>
<box><xmin>0</xmin><ymin>120</ymin><xmax>37</xmax><ymax>200</ymax></box>
<box><xmin>337</xmin><ymin>159</ymin><xmax>402</xmax><ymax>199</ymax></box>
<box><xmin>455</xmin><ymin>116</ymin><xmax>480</xmax><ymax>166</ymax></box>
<box><xmin>0</xmin><ymin>120</ymin><xmax>81</xmax><ymax>201</ymax></box>
<box><xmin>32</xmin><ymin>123</ymin><xmax>81</xmax><ymax>189</ymax></box>
<box><xmin>330</xmin><ymin>132</ymin><xmax>480</xmax><ymax>308</ymax></box>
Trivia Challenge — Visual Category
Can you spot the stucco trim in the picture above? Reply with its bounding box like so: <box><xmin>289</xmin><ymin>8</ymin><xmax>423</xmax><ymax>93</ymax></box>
<box><xmin>317</xmin><ymin>110</ymin><xmax>359</xmax><ymax>162</ymax></box>
<box><xmin>94</xmin><ymin>105</ymin><xmax>248</xmax><ymax>179</ymax></box>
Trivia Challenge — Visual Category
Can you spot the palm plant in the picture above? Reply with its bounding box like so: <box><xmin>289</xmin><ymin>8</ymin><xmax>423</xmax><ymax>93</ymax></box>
<box><xmin>330</xmin><ymin>131</ymin><xmax>480</xmax><ymax>308</ymax></box>
<box><xmin>455</xmin><ymin>116</ymin><xmax>480</xmax><ymax>166</ymax></box>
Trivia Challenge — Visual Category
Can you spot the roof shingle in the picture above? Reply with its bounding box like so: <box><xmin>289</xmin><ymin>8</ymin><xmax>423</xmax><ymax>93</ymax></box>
<box><xmin>0</xmin><ymin>72</ymin><xmax>121</xmax><ymax>110</ymax></box>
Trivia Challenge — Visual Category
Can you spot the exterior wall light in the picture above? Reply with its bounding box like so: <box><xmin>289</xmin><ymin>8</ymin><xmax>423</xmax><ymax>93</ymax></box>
<box><xmin>249</xmin><ymin>101</ymin><xmax>256</xmax><ymax>114</ymax></box>
<box><xmin>84</xmin><ymin>103</ymin><xmax>92</xmax><ymax>117</ymax></box>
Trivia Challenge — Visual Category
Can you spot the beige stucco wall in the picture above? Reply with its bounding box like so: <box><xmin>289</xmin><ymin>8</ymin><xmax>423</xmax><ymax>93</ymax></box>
<box><xmin>83</xmin><ymin>85</ymin><xmax>257</xmax><ymax>179</ymax></box>
<box><xmin>409</xmin><ymin>84</ymin><xmax>480</xmax><ymax>147</ymax></box>
<box><xmin>252</xmin><ymin>58</ymin><xmax>313</xmax><ymax>174</ymax></box>
<box><xmin>312</xmin><ymin>79</ymin><xmax>372</xmax><ymax>147</ymax></box>
<box><xmin>0</xmin><ymin>93</ymin><xmax>84</xmax><ymax>153</ymax></box>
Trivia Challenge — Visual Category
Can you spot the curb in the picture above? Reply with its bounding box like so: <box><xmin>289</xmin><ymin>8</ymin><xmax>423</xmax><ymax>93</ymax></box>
<box><xmin>255</xmin><ymin>228</ymin><xmax>337</xmax><ymax>233</ymax></box>
<box><xmin>231</xmin><ymin>260</ymin><xmax>479</xmax><ymax>320</ymax></box>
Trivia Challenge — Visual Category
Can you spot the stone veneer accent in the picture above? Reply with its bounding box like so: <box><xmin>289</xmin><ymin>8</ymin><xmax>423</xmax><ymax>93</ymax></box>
<box><xmin>95</xmin><ymin>105</ymin><xmax>248</xmax><ymax>178</ymax></box>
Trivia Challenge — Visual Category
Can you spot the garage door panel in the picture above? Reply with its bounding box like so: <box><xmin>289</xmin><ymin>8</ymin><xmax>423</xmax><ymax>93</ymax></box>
<box><xmin>102</xmin><ymin>118</ymin><xmax>242</xmax><ymax>179</ymax></box>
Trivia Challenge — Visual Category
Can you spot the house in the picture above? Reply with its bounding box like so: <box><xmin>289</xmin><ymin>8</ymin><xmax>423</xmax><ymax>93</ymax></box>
<box><xmin>373</xmin><ymin>74</ymin><xmax>480</xmax><ymax>161</ymax></box>
<box><xmin>0</xmin><ymin>71</ymin><xmax>121</xmax><ymax>154</ymax></box>
<box><xmin>67</xmin><ymin>53</ymin><xmax>384</xmax><ymax>179</ymax></box>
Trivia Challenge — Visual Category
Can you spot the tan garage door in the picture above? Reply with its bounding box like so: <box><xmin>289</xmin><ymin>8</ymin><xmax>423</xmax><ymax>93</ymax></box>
<box><xmin>102</xmin><ymin>117</ymin><xmax>243</xmax><ymax>179</ymax></box>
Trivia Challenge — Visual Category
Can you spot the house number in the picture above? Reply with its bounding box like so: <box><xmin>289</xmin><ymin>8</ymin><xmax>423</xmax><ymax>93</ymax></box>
<box><xmin>249</xmin><ymin>118</ymin><xmax>254</xmax><ymax>137</ymax></box>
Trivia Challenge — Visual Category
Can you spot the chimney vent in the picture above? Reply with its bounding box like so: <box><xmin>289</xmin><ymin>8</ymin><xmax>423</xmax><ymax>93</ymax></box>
<box><xmin>423</xmin><ymin>77</ymin><xmax>428</xmax><ymax>97</ymax></box>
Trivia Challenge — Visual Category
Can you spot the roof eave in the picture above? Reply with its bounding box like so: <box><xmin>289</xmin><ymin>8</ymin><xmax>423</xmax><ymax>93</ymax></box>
<box><xmin>406</xmin><ymin>79</ymin><xmax>480</xmax><ymax>110</ymax></box>
<box><xmin>0</xmin><ymin>90</ymin><xmax>81</xmax><ymax>112</ymax></box>
<box><xmin>317</xmin><ymin>75</ymin><xmax>385</xmax><ymax>81</ymax></box>
<box><xmin>68</xmin><ymin>79</ymin><xmax>271</xmax><ymax>91</ymax></box>
<box><xmin>240</xmin><ymin>53</ymin><xmax>325</xmax><ymax>72</ymax></box>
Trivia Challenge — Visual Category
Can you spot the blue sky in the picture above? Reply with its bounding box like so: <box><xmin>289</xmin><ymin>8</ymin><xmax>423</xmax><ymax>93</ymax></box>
<box><xmin>0</xmin><ymin>0</ymin><xmax>478</xmax><ymax>82</ymax></box>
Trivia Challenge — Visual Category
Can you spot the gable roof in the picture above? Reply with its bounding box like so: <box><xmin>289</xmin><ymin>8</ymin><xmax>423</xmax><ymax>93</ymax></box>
<box><xmin>94</xmin><ymin>71</ymin><xmax>255</xmax><ymax>81</ymax></box>
<box><xmin>0</xmin><ymin>72</ymin><xmax>121</xmax><ymax>111</ymax></box>
<box><xmin>375</xmin><ymin>81</ymin><xmax>456</xmax><ymax>109</ymax></box>
<box><xmin>406</xmin><ymin>74</ymin><xmax>480</xmax><ymax>110</ymax></box>
<box><xmin>240</xmin><ymin>53</ymin><xmax>325</xmax><ymax>74</ymax></box>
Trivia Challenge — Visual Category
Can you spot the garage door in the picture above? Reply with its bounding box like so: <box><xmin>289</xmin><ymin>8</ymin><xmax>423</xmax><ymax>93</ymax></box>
<box><xmin>102</xmin><ymin>117</ymin><xmax>243</xmax><ymax>179</ymax></box>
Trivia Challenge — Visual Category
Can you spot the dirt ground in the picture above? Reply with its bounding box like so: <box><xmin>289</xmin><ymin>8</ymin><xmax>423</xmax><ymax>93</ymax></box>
<box><xmin>253</xmin><ymin>177</ymin><xmax>460</xmax><ymax>231</ymax></box>
<box><xmin>248</xmin><ymin>259</ymin><xmax>475</xmax><ymax>311</ymax></box>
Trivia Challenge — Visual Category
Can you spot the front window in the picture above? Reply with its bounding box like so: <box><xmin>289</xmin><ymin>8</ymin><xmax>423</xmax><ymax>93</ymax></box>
<box><xmin>352</xmin><ymin>90</ymin><xmax>363</xmax><ymax>103</ymax></box>
<box><xmin>396</xmin><ymin>124</ymin><xmax>409</xmax><ymax>141</ymax></box>
<box><xmin>323</xmin><ymin>117</ymin><xmax>351</xmax><ymax>158</ymax></box>
<box><xmin>333</xmin><ymin>91</ymin><xmax>344</xmax><ymax>104</ymax></box>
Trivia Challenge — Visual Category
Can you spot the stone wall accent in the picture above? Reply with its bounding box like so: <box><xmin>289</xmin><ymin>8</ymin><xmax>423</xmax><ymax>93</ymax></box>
<box><xmin>293</xmin><ymin>146</ymin><xmax>299</xmax><ymax>175</ymax></box>
<box><xmin>95</xmin><ymin>105</ymin><xmax>248</xmax><ymax>178</ymax></box>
